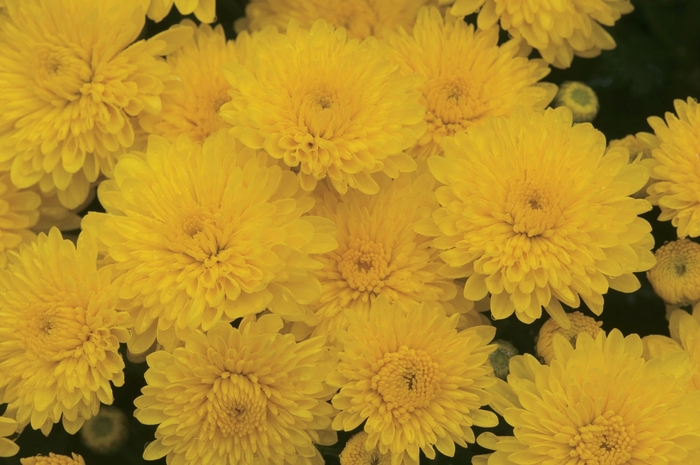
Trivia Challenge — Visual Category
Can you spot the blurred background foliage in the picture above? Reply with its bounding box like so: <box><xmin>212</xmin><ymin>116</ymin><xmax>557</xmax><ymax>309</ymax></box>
<box><xmin>3</xmin><ymin>0</ymin><xmax>699</xmax><ymax>463</ymax></box>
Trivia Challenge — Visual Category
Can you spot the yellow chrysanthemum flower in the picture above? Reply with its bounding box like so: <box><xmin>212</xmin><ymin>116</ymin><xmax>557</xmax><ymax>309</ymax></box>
<box><xmin>307</xmin><ymin>173</ymin><xmax>460</xmax><ymax>341</ymax></box>
<box><xmin>221</xmin><ymin>20</ymin><xmax>425</xmax><ymax>195</ymax></box>
<box><xmin>668</xmin><ymin>308</ymin><xmax>700</xmax><ymax>390</ymax></box>
<box><xmin>647</xmin><ymin>98</ymin><xmax>700</xmax><ymax>238</ymax></box>
<box><xmin>474</xmin><ymin>330</ymin><xmax>700</xmax><ymax>465</ymax></box>
<box><xmin>142</xmin><ymin>21</ymin><xmax>245</xmax><ymax>144</ymax></box>
<box><xmin>81</xmin><ymin>131</ymin><xmax>337</xmax><ymax>354</ymax></box>
<box><xmin>384</xmin><ymin>7</ymin><xmax>556</xmax><ymax>160</ymax></box>
<box><xmin>134</xmin><ymin>316</ymin><xmax>337</xmax><ymax>465</ymax></box>
<box><xmin>535</xmin><ymin>311</ymin><xmax>603</xmax><ymax>363</ymax></box>
<box><xmin>422</xmin><ymin>107</ymin><xmax>655</xmax><ymax>326</ymax></box>
<box><xmin>20</xmin><ymin>453</ymin><xmax>85</xmax><ymax>465</ymax></box>
<box><xmin>608</xmin><ymin>132</ymin><xmax>658</xmax><ymax>198</ymax></box>
<box><xmin>340</xmin><ymin>432</ymin><xmax>391</xmax><ymax>465</ymax></box>
<box><xmin>329</xmin><ymin>296</ymin><xmax>497</xmax><ymax>465</ymax></box>
<box><xmin>0</xmin><ymin>228</ymin><xmax>129</xmax><ymax>435</ymax></box>
<box><xmin>0</xmin><ymin>173</ymin><xmax>40</xmax><ymax>269</ymax></box>
<box><xmin>236</xmin><ymin>0</ymin><xmax>432</xmax><ymax>39</ymax></box>
<box><xmin>647</xmin><ymin>239</ymin><xmax>700</xmax><ymax>306</ymax></box>
<box><xmin>146</xmin><ymin>0</ymin><xmax>215</xmax><ymax>23</ymax></box>
<box><xmin>0</xmin><ymin>0</ymin><xmax>191</xmax><ymax>209</ymax></box>
<box><xmin>80</xmin><ymin>407</ymin><xmax>129</xmax><ymax>454</ymax></box>
<box><xmin>487</xmin><ymin>339</ymin><xmax>519</xmax><ymax>379</ymax></box>
<box><xmin>442</xmin><ymin>0</ymin><xmax>633</xmax><ymax>69</ymax></box>
<box><xmin>551</xmin><ymin>81</ymin><xmax>599</xmax><ymax>123</ymax></box>
<box><xmin>0</xmin><ymin>417</ymin><xmax>19</xmax><ymax>457</ymax></box>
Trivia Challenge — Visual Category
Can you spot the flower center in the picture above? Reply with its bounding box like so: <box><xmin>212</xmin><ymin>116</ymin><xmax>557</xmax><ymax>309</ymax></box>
<box><xmin>298</xmin><ymin>86</ymin><xmax>350</xmax><ymax>139</ymax></box>
<box><xmin>34</xmin><ymin>45</ymin><xmax>92</xmax><ymax>102</ymax></box>
<box><xmin>171</xmin><ymin>209</ymin><xmax>227</xmax><ymax>264</ymax></box>
<box><xmin>20</xmin><ymin>305</ymin><xmax>91</xmax><ymax>359</ymax></box>
<box><xmin>569</xmin><ymin>412</ymin><xmax>636</xmax><ymax>464</ymax></box>
<box><xmin>424</xmin><ymin>76</ymin><xmax>483</xmax><ymax>136</ymax></box>
<box><xmin>372</xmin><ymin>346</ymin><xmax>440</xmax><ymax>422</ymax></box>
<box><xmin>506</xmin><ymin>178</ymin><xmax>561</xmax><ymax>237</ymax></box>
<box><xmin>337</xmin><ymin>237</ymin><xmax>392</xmax><ymax>293</ymax></box>
<box><xmin>206</xmin><ymin>373</ymin><xmax>267</xmax><ymax>438</ymax></box>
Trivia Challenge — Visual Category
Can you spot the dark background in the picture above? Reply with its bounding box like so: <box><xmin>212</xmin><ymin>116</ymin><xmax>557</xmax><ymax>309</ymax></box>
<box><xmin>3</xmin><ymin>0</ymin><xmax>699</xmax><ymax>463</ymax></box>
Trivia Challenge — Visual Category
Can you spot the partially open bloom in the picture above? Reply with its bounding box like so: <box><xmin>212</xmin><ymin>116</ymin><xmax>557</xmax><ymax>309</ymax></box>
<box><xmin>329</xmin><ymin>296</ymin><xmax>497</xmax><ymax>465</ymax></box>
<box><xmin>308</xmin><ymin>173</ymin><xmax>460</xmax><ymax>341</ymax></box>
<box><xmin>0</xmin><ymin>173</ymin><xmax>41</xmax><ymax>269</ymax></box>
<box><xmin>221</xmin><ymin>20</ymin><xmax>425</xmax><ymax>194</ymax></box>
<box><xmin>647</xmin><ymin>98</ymin><xmax>700</xmax><ymax>238</ymax></box>
<box><xmin>142</xmin><ymin>21</ymin><xmax>246</xmax><ymax>144</ymax></box>
<box><xmin>648</xmin><ymin>239</ymin><xmax>700</xmax><ymax>306</ymax></box>
<box><xmin>0</xmin><ymin>228</ymin><xmax>128</xmax><ymax>435</ymax></box>
<box><xmin>134</xmin><ymin>316</ymin><xmax>337</xmax><ymax>465</ymax></box>
<box><xmin>80</xmin><ymin>406</ymin><xmax>129</xmax><ymax>454</ymax></box>
<box><xmin>82</xmin><ymin>132</ymin><xmax>337</xmax><ymax>354</ymax></box>
<box><xmin>147</xmin><ymin>0</ymin><xmax>216</xmax><ymax>23</ymax></box>
<box><xmin>536</xmin><ymin>311</ymin><xmax>603</xmax><ymax>363</ymax></box>
<box><xmin>20</xmin><ymin>453</ymin><xmax>85</xmax><ymax>465</ymax></box>
<box><xmin>0</xmin><ymin>0</ymin><xmax>190</xmax><ymax>208</ymax></box>
<box><xmin>442</xmin><ymin>0</ymin><xmax>634</xmax><ymax>69</ymax></box>
<box><xmin>236</xmin><ymin>0</ymin><xmax>432</xmax><ymax>39</ymax></box>
<box><xmin>487</xmin><ymin>339</ymin><xmax>519</xmax><ymax>379</ymax></box>
<box><xmin>551</xmin><ymin>81</ymin><xmax>599</xmax><ymax>122</ymax></box>
<box><xmin>475</xmin><ymin>330</ymin><xmax>700</xmax><ymax>464</ymax></box>
<box><xmin>0</xmin><ymin>417</ymin><xmax>18</xmax><ymax>457</ymax></box>
<box><xmin>384</xmin><ymin>7</ymin><xmax>556</xmax><ymax>160</ymax></box>
<box><xmin>608</xmin><ymin>132</ymin><xmax>658</xmax><ymax>198</ymax></box>
<box><xmin>422</xmin><ymin>107</ymin><xmax>655</xmax><ymax>326</ymax></box>
<box><xmin>340</xmin><ymin>432</ymin><xmax>391</xmax><ymax>465</ymax></box>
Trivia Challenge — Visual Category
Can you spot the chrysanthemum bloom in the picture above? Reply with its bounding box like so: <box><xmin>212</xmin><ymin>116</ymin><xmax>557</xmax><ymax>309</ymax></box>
<box><xmin>20</xmin><ymin>453</ymin><xmax>85</xmax><ymax>465</ymax></box>
<box><xmin>0</xmin><ymin>417</ymin><xmax>19</xmax><ymax>457</ymax></box>
<box><xmin>474</xmin><ymin>329</ymin><xmax>700</xmax><ymax>465</ymax></box>
<box><xmin>535</xmin><ymin>311</ymin><xmax>602</xmax><ymax>363</ymax></box>
<box><xmin>647</xmin><ymin>239</ymin><xmax>700</xmax><ymax>309</ymax></box>
<box><xmin>308</xmin><ymin>173</ymin><xmax>460</xmax><ymax>341</ymax></box>
<box><xmin>221</xmin><ymin>20</ymin><xmax>425</xmax><ymax>195</ymax></box>
<box><xmin>0</xmin><ymin>173</ymin><xmax>40</xmax><ymax>269</ymax></box>
<box><xmin>80</xmin><ymin>407</ymin><xmax>129</xmax><ymax>454</ymax></box>
<box><xmin>340</xmin><ymin>432</ymin><xmax>391</xmax><ymax>465</ymax></box>
<box><xmin>442</xmin><ymin>0</ymin><xmax>633</xmax><ymax>69</ymax></box>
<box><xmin>81</xmin><ymin>131</ymin><xmax>336</xmax><ymax>354</ymax></box>
<box><xmin>0</xmin><ymin>0</ymin><xmax>191</xmax><ymax>208</ymax></box>
<box><xmin>146</xmin><ymin>0</ymin><xmax>215</xmax><ymax>23</ymax></box>
<box><xmin>552</xmin><ymin>81</ymin><xmax>599</xmax><ymax>122</ymax></box>
<box><xmin>668</xmin><ymin>308</ymin><xmax>700</xmax><ymax>390</ymax></box>
<box><xmin>647</xmin><ymin>98</ymin><xmax>700</xmax><ymax>238</ymax></box>
<box><xmin>422</xmin><ymin>107</ymin><xmax>655</xmax><ymax>326</ymax></box>
<box><xmin>0</xmin><ymin>228</ymin><xmax>128</xmax><ymax>435</ymax></box>
<box><xmin>384</xmin><ymin>7</ymin><xmax>556</xmax><ymax>160</ymax></box>
<box><xmin>488</xmin><ymin>339</ymin><xmax>518</xmax><ymax>379</ymax></box>
<box><xmin>236</xmin><ymin>0</ymin><xmax>432</xmax><ymax>39</ymax></box>
<box><xmin>329</xmin><ymin>296</ymin><xmax>498</xmax><ymax>465</ymax></box>
<box><xmin>134</xmin><ymin>316</ymin><xmax>337</xmax><ymax>465</ymax></box>
<box><xmin>142</xmin><ymin>21</ymin><xmax>246</xmax><ymax>144</ymax></box>
<box><xmin>608</xmin><ymin>132</ymin><xmax>658</xmax><ymax>198</ymax></box>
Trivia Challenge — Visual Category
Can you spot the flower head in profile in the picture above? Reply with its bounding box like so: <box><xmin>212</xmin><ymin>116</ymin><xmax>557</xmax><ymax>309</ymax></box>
<box><xmin>536</xmin><ymin>311</ymin><xmax>602</xmax><ymax>363</ymax></box>
<box><xmin>81</xmin><ymin>131</ymin><xmax>337</xmax><ymax>354</ymax></box>
<box><xmin>146</xmin><ymin>0</ymin><xmax>215</xmax><ymax>23</ymax></box>
<box><xmin>647</xmin><ymin>98</ymin><xmax>700</xmax><ymax>238</ymax></box>
<box><xmin>474</xmin><ymin>330</ymin><xmax>700</xmax><ymax>465</ymax></box>
<box><xmin>329</xmin><ymin>296</ymin><xmax>497</xmax><ymax>465</ymax></box>
<box><xmin>236</xmin><ymin>0</ymin><xmax>431</xmax><ymax>39</ymax></box>
<box><xmin>20</xmin><ymin>453</ymin><xmax>85</xmax><ymax>465</ymax></box>
<box><xmin>0</xmin><ymin>0</ymin><xmax>190</xmax><ymax>208</ymax></box>
<box><xmin>442</xmin><ymin>0</ymin><xmax>634</xmax><ymax>68</ymax></box>
<box><xmin>0</xmin><ymin>173</ymin><xmax>41</xmax><ymax>269</ymax></box>
<box><xmin>134</xmin><ymin>316</ymin><xmax>337</xmax><ymax>465</ymax></box>
<box><xmin>221</xmin><ymin>20</ymin><xmax>425</xmax><ymax>195</ymax></box>
<box><xmin>0</xmin><ymin>417</ymin><xmax>19</xmax><ymax>457</ymax></box>
<box><xmin>647</xmin><ymin>239</ymin><xmax>700</xmax><ymax>306</ymax></box>
<box><xmin>308</xmin><ymin>173</ymin><xmax>460</xmax><ymax>341</ymax></box>
<box><xmin>0</xmin><ymin>228</ymin><xmax>128</xmax><ymax>435</ymax></box>
<box><xmin>384</xmin><ymin>7</ymin><xmax>556</xmax><ymax>160</ymax></box>
<box><xmin>142</xmin><ymin>21</ymin><xmax>247</xmax><ymax>144</ymax></box>
<box><xmin>340</xmin><ymin>432</ymin><xmax>391</xmax><ymax>465</ymax></box>
<box><xmin>423</xmin><ymin>107</ymin><xmax>655</xmax><ymax>326</ymax></box>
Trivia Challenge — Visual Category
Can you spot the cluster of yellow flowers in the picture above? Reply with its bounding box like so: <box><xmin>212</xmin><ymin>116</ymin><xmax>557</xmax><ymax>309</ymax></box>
<box><xmin>1</xmin><ymin>0</ymin><xmax>700</xmax><ymax>464</ymax></box>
